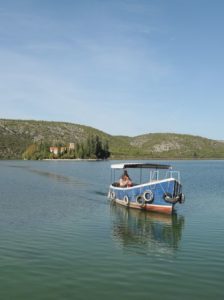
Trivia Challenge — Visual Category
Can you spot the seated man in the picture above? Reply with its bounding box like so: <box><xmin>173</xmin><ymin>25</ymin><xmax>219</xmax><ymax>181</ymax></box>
<box><xmin>119</xmin><ymin>170</ymin><xmax>132</xmax><ymax>187</ymax></box>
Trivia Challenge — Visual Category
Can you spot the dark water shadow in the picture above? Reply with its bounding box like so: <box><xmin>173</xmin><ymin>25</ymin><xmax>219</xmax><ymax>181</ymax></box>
<box><xmin>8</xmin><ymin>165</ymin><xmax>87</xmax><ymax>187</ymax></box>
<box><xmin>110</xmin><ymin>203</ymin><xmax>185</xmax><ymax>255</ymax></box>
<box><xmin>92</xmin><ymin>190</ymin><xmax>108</xmax><ymax>196</ymax></box>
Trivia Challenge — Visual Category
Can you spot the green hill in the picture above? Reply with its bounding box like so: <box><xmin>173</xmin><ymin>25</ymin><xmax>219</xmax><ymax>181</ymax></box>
<box><xmin>0</xmin><ymin>119</ymin><xmax>224</xmax><ymax>159</ymax></box>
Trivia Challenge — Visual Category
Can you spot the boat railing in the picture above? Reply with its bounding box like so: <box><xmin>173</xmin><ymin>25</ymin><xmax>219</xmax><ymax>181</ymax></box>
<box><xmin>165</xmin><ymin>171</ymin><xmax>180</xmax><ymax>182</ymax></box>
<box><xmin>149</xmin><ymin>170</ymin><xmax>180</xmax><ymax>183</ymax></box>
<box><xmin>111</xmin><ymin>168</ymin><xmax>181</xmax><ymax>186</ymax></box>
<box><xmin>149</xmin><ymin>170</ymin><xmax>159</xmax><ymax>182</ymax></box>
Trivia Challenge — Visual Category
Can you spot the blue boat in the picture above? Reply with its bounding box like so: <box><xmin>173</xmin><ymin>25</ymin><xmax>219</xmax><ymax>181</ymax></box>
<box><xmin>108</xmin><ymin>163</ymin><xmax>185</xmax><ymax>214</ymax></box>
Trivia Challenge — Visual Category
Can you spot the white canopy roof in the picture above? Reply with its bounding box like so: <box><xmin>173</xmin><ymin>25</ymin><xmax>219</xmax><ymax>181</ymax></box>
<box><xmin>111</xmin><ymin>163</ymin><xmax>172</xmax><ymax>170</ymax></box>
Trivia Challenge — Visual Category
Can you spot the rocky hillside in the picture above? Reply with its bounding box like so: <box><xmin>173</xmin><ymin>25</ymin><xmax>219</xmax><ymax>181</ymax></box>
<box><xmin>1</xmin><ymin>119</ymin><xmax>224</xmax><ymax>159</ymax></box>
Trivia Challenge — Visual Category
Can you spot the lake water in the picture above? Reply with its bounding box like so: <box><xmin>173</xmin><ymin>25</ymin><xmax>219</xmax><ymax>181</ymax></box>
<box><xmin>0</xmin><ymin>160</ymin><xmax>224</xmax><ymax>300</ymax></box>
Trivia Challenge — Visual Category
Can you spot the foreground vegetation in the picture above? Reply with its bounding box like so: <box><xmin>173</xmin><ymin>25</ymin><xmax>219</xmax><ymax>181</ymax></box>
<box><xmin>1</xmin><ymin>119</ymin><xmax>224</xmax><ymax>160</ymax></box>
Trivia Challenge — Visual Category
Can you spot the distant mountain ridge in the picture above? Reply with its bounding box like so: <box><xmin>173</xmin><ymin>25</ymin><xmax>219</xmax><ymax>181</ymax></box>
<box><xmin>1</xmin><ymin>119</ymin><xmax>224</xmax><ymax>159</ymax></box>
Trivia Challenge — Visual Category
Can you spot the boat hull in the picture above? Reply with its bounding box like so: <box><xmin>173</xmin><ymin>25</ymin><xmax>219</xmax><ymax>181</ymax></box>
<box><xmin>108</xmin><ymin>178</ymin><xmax>183</xmax><ymax>214</ymax></box>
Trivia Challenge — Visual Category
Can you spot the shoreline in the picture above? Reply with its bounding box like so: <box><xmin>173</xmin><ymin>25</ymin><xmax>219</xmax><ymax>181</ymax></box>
<box><xmin>43</xmin><ymin>158</ymin><xmax>104</xmax><ymax>161</ymax></box>
<box><xmin>32</xmin><ymin>157</ymin><xmax>224</xmax><ymax>161</ymax></box>
<box><xmin>1</xmin><ymin>157</ymin><xmax>224</xmax><ymax>161</ymax></box>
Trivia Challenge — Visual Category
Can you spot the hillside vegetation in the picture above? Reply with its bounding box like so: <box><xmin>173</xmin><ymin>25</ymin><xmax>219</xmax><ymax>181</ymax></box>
<box><xmin>1</xmin><ymin>119</ymin><xmax>224</xmax><ymax>159</ymax></box>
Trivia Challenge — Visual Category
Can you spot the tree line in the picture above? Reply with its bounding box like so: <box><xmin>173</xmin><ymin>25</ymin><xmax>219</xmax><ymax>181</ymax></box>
<box><xmin>22</xmin><ymin>135</ymin><xmax>110</xmax><ymax>160</ymax></box>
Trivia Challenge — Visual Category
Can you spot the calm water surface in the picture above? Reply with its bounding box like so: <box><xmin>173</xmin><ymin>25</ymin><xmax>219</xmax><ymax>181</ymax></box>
<box><xmin>0</xmin><ymin>160</ymin><xmax>224</xmax><ymax>299</ymax></box>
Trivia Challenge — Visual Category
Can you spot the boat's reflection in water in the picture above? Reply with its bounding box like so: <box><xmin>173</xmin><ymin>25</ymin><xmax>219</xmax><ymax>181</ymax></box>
<box><xmin>110</xmin><ymin>203</ymin><xmax>185</xmax><ymax>255</ymax></box>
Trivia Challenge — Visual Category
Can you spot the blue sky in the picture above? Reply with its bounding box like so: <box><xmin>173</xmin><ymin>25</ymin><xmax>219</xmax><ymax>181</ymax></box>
<box><xmin>0</xmin><ymin>0</ymin><xmax>224</xmax><ymax>139</ymax></box>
